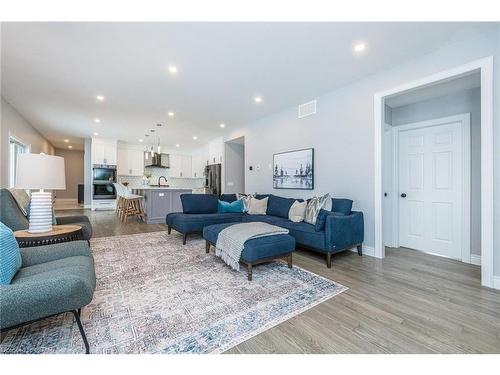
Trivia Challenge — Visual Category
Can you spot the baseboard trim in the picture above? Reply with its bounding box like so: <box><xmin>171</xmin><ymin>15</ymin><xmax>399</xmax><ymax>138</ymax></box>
<box><xmin>470</xmin><ymin>254</ymin><xmax>481</xmax><ymax>266</ymax></box>
<box><xmin>493</xmin><ymin>276</ymin><xmax>500</xmax><ymax>290</ymax></box>
<box><xmin>350</xmin><ymin>245</ymin><xmax>375</xmax><ymax>257</ymax></box>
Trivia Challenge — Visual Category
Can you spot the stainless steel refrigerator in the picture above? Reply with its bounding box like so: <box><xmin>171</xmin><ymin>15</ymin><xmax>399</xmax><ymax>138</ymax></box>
<box><xmin>205</xmin><ymin>163</ymin><xmax>221</xmax><ymax>196</ymax></box>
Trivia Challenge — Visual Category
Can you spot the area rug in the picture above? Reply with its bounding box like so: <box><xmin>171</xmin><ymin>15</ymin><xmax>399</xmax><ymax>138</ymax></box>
<box><xmin>0</xmin><ymin>231</ymin><xmax>347</xmax><ymax>354</ymax></box>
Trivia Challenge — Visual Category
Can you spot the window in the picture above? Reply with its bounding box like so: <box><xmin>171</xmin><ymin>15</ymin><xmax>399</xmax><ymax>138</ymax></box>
<box><xmin>9</xmin><ymin>137</ymin><xmax>28</xmax><ymax>188</ymax></box>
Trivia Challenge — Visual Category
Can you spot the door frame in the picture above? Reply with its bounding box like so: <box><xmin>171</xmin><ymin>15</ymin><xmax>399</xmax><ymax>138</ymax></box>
<box><xmin>374</xmin><ymin>56</ymin><xmax>494</xmax><ymax>288</ymax></box>
<box><xmin>389</xmin><ymin>114</ymin><xmax>471</xmax><ymax>263</ymax></box>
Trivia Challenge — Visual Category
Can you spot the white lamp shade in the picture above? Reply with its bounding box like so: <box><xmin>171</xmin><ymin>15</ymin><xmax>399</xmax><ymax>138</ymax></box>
<box><xmin>15</xmin><ymin>153</ymin><xmax>66</xmax><ymax>190</ymax></box>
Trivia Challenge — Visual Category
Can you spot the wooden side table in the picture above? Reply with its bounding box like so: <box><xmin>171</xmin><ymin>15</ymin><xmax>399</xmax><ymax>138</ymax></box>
<box><xmin>14</xmin><ymin>224</ymin><xmax>83</xmax><ymax>248</ymax></box>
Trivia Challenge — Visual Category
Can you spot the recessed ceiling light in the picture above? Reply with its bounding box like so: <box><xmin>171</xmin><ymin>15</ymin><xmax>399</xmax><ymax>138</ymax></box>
<box><xmin>219</xmin><ymin>123</ymin><xmax>225</xmax><ymax>128</ymax></box>
<box><xmin>68</xmin><ymin>145</ymin><xmax>73</xmax><ymax>149</ymax></box>
<box><xmin>96</xmin><ymin>95</ymin><xmax>105</xmax><ymax>101</ymax></box>
<box><xmin>353</xmin><ymin>42</ymin><xmax>366</xmax><ymax>53</ymax></box>
<box><xmin>193</xmin><ymin>136</ymin><xmax>198</xmax><ymax>140</ymax></box>
<box><xmin>139</xmin><ymin>139</ymin><xmax>143</xmax><ymax>142</ymax></box>
<box><xmin>93</xmin><ymin>132</ymin><xmax>99</xmax><ymax>136</ymax></box>
<box><xmin>168</xmin><ymin>65</ymin><xmax>178</xmax><ymax>74</ymax></box>
<box><xmin>175</xmin><ymin>144</ymin><xmax>180</xmax><ymax>148</ymax></box>
<box><xmin>64</xmin><ymin>139</ymin><xmax>69</xmax><ymax>143</ymax></box>
<box><xmin>254</xmin><ymin>96</ymin><xmax>262</xmax><ymax>103</ymax></box>
<box><xmin>94</xmin><ymin>118</ymin><xmax>101</xmax><ymax>123</ymax></box>
<box><xmin>168</xmin><ymin>112</ymin><xmax>174</xmax><ymax>117</ymax></box>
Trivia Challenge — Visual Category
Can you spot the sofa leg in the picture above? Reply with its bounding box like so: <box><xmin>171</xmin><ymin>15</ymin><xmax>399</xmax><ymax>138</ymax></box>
<box><xmin>287</xmin><ymin>253</ymin><xmax>293</xmax><ymax>268</ymax></box>
<box><xmin>326</xmin><ymin>252</ymin><xmax>332</xmax><ymax>268</ymax></box>
<box><xmin>247</xmin><ymin>264</ymin><xmax>253</xmax><ymax>281</ymax></box>
<box><xmin>183</xmin><ymin>233</ymin><xmax>187</xmax><ymax>245</ymax></box>
<box><xmin>357</xmin><ymin>244</ymin><xmax>363</xmax><ymax>256</ymax></box>
<box><xmin>72</xmin><ymin>310</ymin><xmax>89</xmax><ymax>354</ymax></box>
<box><xmin>167</xmin><ymin>226</ymin><xmax>171</xmax><ymax>235</ymax></box>
<box><xmin>205</xmin><ymin>240</ymin><xmax>211</xmax><ymax>253</ymax></box>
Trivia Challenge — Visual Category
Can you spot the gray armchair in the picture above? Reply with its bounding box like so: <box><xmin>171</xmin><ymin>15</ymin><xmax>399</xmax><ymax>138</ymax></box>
<box><xmin>0</xmin><ymin>188</ymin><xmax>93</xmax><ymax>240</ymax></box>
<box><xmin>0</xmin><ymin>240</ymin><xmax>96</xmax><ymax>353</ymax></box>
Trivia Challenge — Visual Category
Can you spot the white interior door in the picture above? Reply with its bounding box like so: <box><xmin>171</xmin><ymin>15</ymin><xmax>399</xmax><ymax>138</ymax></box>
<box><xmin>398</xmin><ymin>121</ymin><xmax>464</xmax><ymax>259</ymax></box>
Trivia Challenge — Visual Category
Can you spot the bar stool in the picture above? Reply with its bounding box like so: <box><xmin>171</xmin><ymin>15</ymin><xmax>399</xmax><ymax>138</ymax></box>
<box><xmin>113</xmin><ymin>183</ymin><xmax>145</xmax><ymax>223</ymax></box>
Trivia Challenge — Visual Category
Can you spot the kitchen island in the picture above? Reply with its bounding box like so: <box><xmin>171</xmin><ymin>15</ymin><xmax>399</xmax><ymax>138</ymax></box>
<box><xmin>130</xmin><ymin>187</ymin><xmax>192</xmax><ymax>224</ymax></box>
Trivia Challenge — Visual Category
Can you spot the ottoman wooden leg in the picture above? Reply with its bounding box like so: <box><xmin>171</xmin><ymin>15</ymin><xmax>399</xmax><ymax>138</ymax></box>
<box><xmin>326</xmin><ymin>252</ymin><xmax>332</xmax><ymax>268</ymax></box>
<box><xmin>205</xmin><ymin>240</ymin><xmax>211</xmax><ymax>253</ymax></box>
<box><xmin>167</xmin><ymin>226</ymin><xmax>171</xmax><ymax>234</ymax></box>
<box><xmin>287</xmin><ymin>253</ymin><xmax>293</xmax><ymax>268</ymax></box>
<box><xmin>183</xmin><ymin>233</ymin><xmax>187</xmax><ymax>245</ymax></box>
<box><xmin>247</xmin><ymin>263</ymin><xmax>253</xmax><ymax>281</ymax></box>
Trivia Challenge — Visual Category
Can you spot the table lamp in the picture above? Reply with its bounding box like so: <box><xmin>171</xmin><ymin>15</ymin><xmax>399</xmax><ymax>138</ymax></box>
<box><xmin>15</xmin><ymin>153</ymin><xmax>66</xmax><ymax>233</ymax></box>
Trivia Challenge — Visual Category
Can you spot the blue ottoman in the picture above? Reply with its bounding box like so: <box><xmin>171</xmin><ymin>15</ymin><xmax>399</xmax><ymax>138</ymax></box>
<box><xmin>203</xmin><ymin>223</ymin><xmax>296</xmax><ymax>281</ymax></box>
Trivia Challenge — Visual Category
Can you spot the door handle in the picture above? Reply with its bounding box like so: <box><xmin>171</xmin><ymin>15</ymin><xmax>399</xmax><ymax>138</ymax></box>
<box><xmin>400</xmin><ymin>193</ymin><xmax>407</xmax><ymax>198</ymax></box>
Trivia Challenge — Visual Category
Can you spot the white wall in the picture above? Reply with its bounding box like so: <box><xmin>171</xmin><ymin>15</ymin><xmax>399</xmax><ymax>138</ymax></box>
<box><xmin>1</xmin><ymin>98</ymin><xmax>55</xmax><ymax>187</ymax></box>
<box><xmin>224</xmin><ymin>28</ymin><xmax>500</xmax><ymax>276</ymax></box>
<box><xmin>224</xmin><ymin>141</ymin><xmax>245</xmax><ymax>194</ymax></box>
<box><xmin>389</xmin><ymin>88</ymin><xmax>481</xmax><ymax>255</ymax></box>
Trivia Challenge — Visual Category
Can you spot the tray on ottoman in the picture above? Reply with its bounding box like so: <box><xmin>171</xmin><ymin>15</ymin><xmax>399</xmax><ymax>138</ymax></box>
<box><xmin>203</xmin><ymin>223</ymin><xmax>296</xmax><ymax>281</ymax></box>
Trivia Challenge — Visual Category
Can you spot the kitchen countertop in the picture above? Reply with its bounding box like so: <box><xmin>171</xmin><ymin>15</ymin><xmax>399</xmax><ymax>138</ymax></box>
<box><xmin>129</xmin><ymin>186</ymin><xmax>194</xmax><ymax>190</ymax></box>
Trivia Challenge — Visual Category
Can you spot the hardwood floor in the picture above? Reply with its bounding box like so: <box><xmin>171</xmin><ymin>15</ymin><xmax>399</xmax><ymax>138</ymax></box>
<box><xmin>57</xmin><ymin>209</ymin><xmax>500</xmax><ymax>353</ymax></box>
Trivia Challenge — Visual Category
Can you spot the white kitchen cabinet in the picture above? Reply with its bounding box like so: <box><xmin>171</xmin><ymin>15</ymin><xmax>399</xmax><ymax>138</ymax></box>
<box><xmin>191</xmin><ymin>153</ymin><xmax>205</xmax><ymax>178</ymax></box>
<box><xmin>169</xmin><ymin>154</ymin><xmax>192</xmax><ymax>178</ymax></box>
<box><xmin>117</xmin><ymin>147</ymin><xmax>144</xmax><ymax>176</ymax></box>
<box><xmin>92</xmin><ymin>139</ymin><xmax>117</xmax><ymax>165</ymax></box>
<box><xmin>208</xmin><ymin>138</ymin><xmax>223</xmax><ymax>165</ymax></box>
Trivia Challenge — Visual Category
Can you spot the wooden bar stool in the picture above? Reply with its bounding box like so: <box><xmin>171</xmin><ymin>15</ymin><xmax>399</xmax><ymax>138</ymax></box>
<box><xmin>113</xmin><ymin>183</ymin><xmax>145</xmax><ymax>223</ymax></box>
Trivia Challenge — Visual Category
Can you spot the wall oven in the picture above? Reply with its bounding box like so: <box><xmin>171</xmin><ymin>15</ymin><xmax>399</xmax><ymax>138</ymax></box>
<box><xmin>93</xmin><ymin>164</ymin><xmax>117</xmax><ymax>183</ymax></box>
<box><xmin>93</xmin><ymin>183</ymin><xmax>116</xmax><ymax>200</ymax></box>
<box><xmin>92</xmin><ymin>164</ymin><xmax>116</xmax><ymax>200</ymax></box>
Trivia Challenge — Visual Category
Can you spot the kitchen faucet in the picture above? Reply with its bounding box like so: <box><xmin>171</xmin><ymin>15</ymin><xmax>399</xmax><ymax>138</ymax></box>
<box><xmin>158</xmin><ymin>176</ymin><xmax>168</xmax><ymax>187</ymax></box>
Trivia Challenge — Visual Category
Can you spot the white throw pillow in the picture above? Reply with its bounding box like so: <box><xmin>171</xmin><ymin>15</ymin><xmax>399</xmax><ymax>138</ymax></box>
<box><xmin>247</xmin><ymin>197</ymin><xmax>268</xmax><ymax>215</ymax></box>
<box><xmin>288</xmin><ymin>200</ymin><xmax>307</xmax><ymax>222</ymax></box>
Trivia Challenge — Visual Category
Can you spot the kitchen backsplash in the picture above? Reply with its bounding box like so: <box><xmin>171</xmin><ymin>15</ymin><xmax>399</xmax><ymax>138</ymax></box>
<box><xmin>117</xmin><ymin>166</ymin><xmax>205</xmax><ymax>188</ymax></box>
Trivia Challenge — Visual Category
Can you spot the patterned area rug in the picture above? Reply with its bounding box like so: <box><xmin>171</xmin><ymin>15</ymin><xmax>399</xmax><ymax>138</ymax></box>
<box><xmin>1</xmin><ymin>231</ymin><xmax>347</xmax><ymax>354</ymax></box>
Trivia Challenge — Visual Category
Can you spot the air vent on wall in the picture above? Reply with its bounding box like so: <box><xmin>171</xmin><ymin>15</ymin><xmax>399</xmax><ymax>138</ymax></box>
<box><xmin>298</xmin><ymin>100</ymin><xmax>317</xmax><ymax>118</ymax></box>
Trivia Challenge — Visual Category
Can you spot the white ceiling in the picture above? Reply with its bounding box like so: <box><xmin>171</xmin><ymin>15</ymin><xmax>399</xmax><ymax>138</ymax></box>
<box><xmin>385</xmin><ymin>71</ymin><xmax>481</xmax><ymax>108</ymax></box>
<box><xmin>1</xmin><ymin>22</ymin><xmax>495</xmax><ymax>151</ymax></box>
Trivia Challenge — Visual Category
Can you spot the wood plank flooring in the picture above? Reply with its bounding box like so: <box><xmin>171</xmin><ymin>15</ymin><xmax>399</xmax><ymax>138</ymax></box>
<box><xmin>57</xmin><ymin>209</ymin><xmax>500</xmax><ymax>353</ymax></box>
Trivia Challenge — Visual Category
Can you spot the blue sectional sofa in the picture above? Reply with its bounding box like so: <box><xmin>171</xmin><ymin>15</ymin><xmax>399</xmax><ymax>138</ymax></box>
<box><xmin>166</xmin><ymin>193</ymin><xmax>364</xmax><ymax>268</ymax></box>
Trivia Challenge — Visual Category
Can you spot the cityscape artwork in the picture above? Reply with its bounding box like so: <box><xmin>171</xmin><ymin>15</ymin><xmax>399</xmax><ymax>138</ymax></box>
<box><xmin>273</xmin><ymin>148</ymin><xmax>314</xmax><ymax>190</ymax></box>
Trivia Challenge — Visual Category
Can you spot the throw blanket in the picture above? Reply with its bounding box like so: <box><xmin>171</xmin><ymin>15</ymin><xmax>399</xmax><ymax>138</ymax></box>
<box><xmin>215</xmin><ymin>222</ymin><xmax>289</xmax><ymax>271</ymax></box>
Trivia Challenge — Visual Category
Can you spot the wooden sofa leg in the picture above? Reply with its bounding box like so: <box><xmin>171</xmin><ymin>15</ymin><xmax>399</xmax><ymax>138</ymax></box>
<box><xmin>287</xmin><ymin>253</ymin><xmax>293</xmax><ymax>268</ymax></box>
<box><xmin>247</xmin><ymin>264</ymin><xmax>253</xmax><ymax>281</ymax></box>
<box><xmin>182</xmin><ymin>233</ymin><xmax>187</xmax><ymax>245</ymax></box>
<box><xmin>72</xmin><ymin>310</ymin><xmax>89</xmax><ymax>354</ymax></box>
<box><xmin>205</xmin><ymin>240</ymin><xmax>211</xmax><ymax>253</ymax></box>
<box><xmin>357</xmin><ymin>244</ymin><xmax>363</xmax><ymax>256</ymax></box>
<box><xmin>167</xmin><ymin>226</ymin><xmax>171</xmax><ymax>235</ymax></box>
<box><xmin>326</xmin><ymin>252</ymin><xmax>332</xmax><ymax>268</ymax></box>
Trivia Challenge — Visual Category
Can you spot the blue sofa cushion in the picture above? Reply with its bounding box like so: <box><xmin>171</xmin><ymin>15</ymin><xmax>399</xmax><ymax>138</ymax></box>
<box><xmin>242</xmin><ymin>214</ymin><xmax>289</xmax><ymax>226</ymax></box>
<box><xmin>315</xmin><ymin>209</ymin><xmax>344</xmax><ymax>231</ymax></box>
<box><xmin>331</xmin><ymin>198</ymin><xmax>353</xmax><ymax>215</ymax></box>
<box><xmin>220</xmin><ymin>194</ymin><xmax>238</xmax><ymax>203</ymax></box>
<box><xmin>203</xmin><ymin>223</ymin><xmax>295</xmax><ymax>263</ymax></box>
<box><xmin>0</xmin><ymin>222</ymin><xmax>22</xmax><ymax>285</ymax></box>
<box><xmin>166</xmin><ymin>212</ymin><xmax>243</xmax><ymax>233</ymax></box>
<box><xmin>266</xmin><ymin>195</ymin><xmax>296</xmax><ymax>219</ymax></box>
<box><xmin>279</xmin><ymin>220</ymin><xmax>327</xmax><ymax>252</ymax></box>
<box><xmin>181</xmin><ymin>194</ymin><xmax>218</xmax><ymax>214</ymax></box>
<box><xmin>218</xmin><ymin>199</ymin><xmax>244</xmax><ymax>213</ymax></box>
